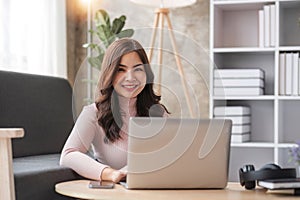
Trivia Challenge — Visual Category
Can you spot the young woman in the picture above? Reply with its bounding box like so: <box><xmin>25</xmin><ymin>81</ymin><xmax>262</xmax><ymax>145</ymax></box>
<box><xmin>60</xmin><ymin>38</ymin><xmax>169</xmax><ymax>183</ymax></box>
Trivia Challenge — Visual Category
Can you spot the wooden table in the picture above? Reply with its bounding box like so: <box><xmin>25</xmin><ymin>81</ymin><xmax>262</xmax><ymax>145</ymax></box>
<box><xmin>55</xmin><ymin>180</ymin><xmax>299</xmax><ymax>200</ymax></box>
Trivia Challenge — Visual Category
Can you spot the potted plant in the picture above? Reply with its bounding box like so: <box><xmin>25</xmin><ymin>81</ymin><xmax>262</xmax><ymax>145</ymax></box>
<box><xmin>83</xmin><ymin>9</ymin><xmax>134</xmax><ymax>70</ymax></box>
<box><xmin>80</xmin><ymin>9</ymin><xmax>134</xmax><ymax>105</ymax></box>
<box><xmin>288</xmin><ymin>141</ymin><xmax>300</xmax><ymax>176</ymax></box>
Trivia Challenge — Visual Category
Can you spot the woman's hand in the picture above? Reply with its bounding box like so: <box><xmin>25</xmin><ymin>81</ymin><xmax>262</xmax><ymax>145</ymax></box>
<box><xmin>101</xmin><ymin>167</ymin><xmax>127</xmax><ymax>183</ymax></box>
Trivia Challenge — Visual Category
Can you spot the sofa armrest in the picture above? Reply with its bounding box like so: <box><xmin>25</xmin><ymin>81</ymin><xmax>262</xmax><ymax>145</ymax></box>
<box><xmin>0</xmin><ymin>128</ymin><xmax>24</xmax><ymax>200</ymax></box>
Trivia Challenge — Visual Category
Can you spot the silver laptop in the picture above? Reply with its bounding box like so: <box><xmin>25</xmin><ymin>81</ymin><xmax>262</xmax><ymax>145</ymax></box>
<box><xmin>123</xmin><ymin>117</ymin><xmax>232</xmax><ymax>189</ymax></box>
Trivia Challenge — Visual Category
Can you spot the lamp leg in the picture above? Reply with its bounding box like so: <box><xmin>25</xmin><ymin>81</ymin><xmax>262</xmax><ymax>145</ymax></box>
<box><xmin>157</xmin><ymin>12</ymin><xmax>164</xmax><ymax>95</ymax></box>
<box><xmin>148</xmin><ymin>12</ymin><xmax>160</xmax><ymax>62</ymax></box>
<box><xmin>165</xmin><ymin>13</ymin><xmax>195</xmax><ymax>117</ymax></box>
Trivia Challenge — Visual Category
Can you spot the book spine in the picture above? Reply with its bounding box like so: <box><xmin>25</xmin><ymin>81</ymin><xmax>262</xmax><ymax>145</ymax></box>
<box><xmin>232</xmin><ymin>125</ymin><xmax>251</xmax><ymax>134</ymax></box>
<box><xmin>214</xmin><ymin>79</ymin><xmax>264</xmax><ymax>87</ymax></box>
<box><xmin>286</xmin><ymin>53</ymin><xmax>293</xmax><ymax>95</ymax></box>
<box><xmin>214</xmin><ymin>69</ymin><xmax>264</xmax><ymax>79</ymax></box>
<box><xmin>298</xmin><ymin>57</ymin><xmax>300</xmax><ymax>95</ymax></box>
<box><xmin>264</xmin><ymin>5</ymin><xmax>270</xmax><ymax>47</ymax></box>
<box><xmin>258</xmin><ymin>9</ymin><xmax>264</xmax><ymax>48</ymax></box>
<box><xmin>231</xmin><ymin>134</ymin><xmax>250</xmax><ymax>143</ymax></box>
<box><xmin>214</xmin><ymin>106</ymin><xmax>251</xmax><ymax>116</ymax></box>
<box><xmin>292</xmin><ymin>53</ymin><xmax>299</xmax><ymax>96</ymax></box>
<box><xmin>279</xmin><ymin>53</ymin><xmax>286</xmax><ymax>95</ymax></box>
<box><xmin>270</xmin><ymin>4</ymin><xmax>276</xmax><ymax>47</ymax></box>
<box><xmin>214</xmin><ymin>88</ymin><xmax>264</xmax><ymax>96</ymax></box>
<box><xmin>214</xmin><ymin>116</ymin><xmax>251</xmax><ymax>125</ymax></box>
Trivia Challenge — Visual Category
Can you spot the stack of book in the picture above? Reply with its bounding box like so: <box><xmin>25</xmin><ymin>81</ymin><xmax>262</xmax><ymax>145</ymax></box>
<box><xmin>214</xmin><ymin>69</ymin><xmax>265</xmax><ymax>96</ymax></box>
<box><xmin>279</xmin><ymin>52</ymin><xmax>300</xmax><ymax>96</ymax></box>
<box><xmin>258</xmin><ymin>4</ymin><xmax>276</xmax><ymax>47</ymax></box>
<box><xmin>259</xmin><ymin>178</ymin><xmax>300</xmax><ymax>196</ymax></box>
<box><xmin>214</xmin><ymin>106</ymin><xmax>251</xmax><ymax>143</ymax></box>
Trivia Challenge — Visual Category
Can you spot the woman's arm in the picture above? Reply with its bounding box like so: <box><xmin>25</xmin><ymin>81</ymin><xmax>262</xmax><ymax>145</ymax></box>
<box><xmin>60</xmin><ymin>105</ymin><xmax>109</xmax><ymax>180</ymax></box>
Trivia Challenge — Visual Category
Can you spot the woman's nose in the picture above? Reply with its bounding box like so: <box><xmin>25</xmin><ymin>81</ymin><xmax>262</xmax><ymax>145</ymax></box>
<box><xmin>125</xmin><ymin>70</ymin><xmax>134</xmax><ymax>81</ymax></box>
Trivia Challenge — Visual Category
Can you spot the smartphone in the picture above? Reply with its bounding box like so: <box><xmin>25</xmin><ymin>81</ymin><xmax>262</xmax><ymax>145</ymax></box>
<box><xmin>88</xmin><ymin>181</ymin><xmax>115</xmax><ymax>189</ymax></box>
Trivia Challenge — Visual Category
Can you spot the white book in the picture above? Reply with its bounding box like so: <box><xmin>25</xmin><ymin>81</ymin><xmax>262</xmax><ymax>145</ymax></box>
<box><xmin>214</xmin><ymin>106</ymin><xmax>250</xmax><ymax>116</ymax></box>
<box><xmin>264</xmin><ymin>5</ymin><xmax>270</xmax><ymax>47</ymax></box>
<box><xmin>214</xmin><ymin>87</ymin><xmax>264</xmax><ymax>96</ymax></box>
<box><xmin>258</xmin><ymin>178</ymin><xmax>300</xmax><ymax>190</ymax></box>
<box><xmin>214</xmin><ymin>78</ymin><xmax>264</xmax><ymax>87</ymax></box>
<box><xmin>231</xmin><ymin>134</ymin><xmax>250</xmax><ymax>143</ymax></box>
<box><xmin>292</xmin><ymin>53</ymin><xmax>299</xmax><ymax>96</ymax></box>
<box><xmin>279</xmin><ymin>53</ymin><xmax>286</xmax><ymax>95</ymax></box>
<box><xmin>214</xmin><ymin>116</ymin><xmax>251</xmax><ymax>125</ymax></box>
<box><xmin>298</xmin><ymin>58</ymin><xmax>300</xmax><ymax>95</ymax></box>
<box><xmin>258</xmin><ymin>9</ymin><xmax>264</xmax><ymax>48</ymax></box>
<box><xmin>214</xmin><ymin>69</ymin><xmax>264</xmax><ymax>79</ymax></box>
<box><xmin>285</xmin><ymin>53</ymin><xmax>293</xmax><ymax>95</ymax></box>
<box><xmin>232</xmin><ymin>124</ymin><xmax>251</xmax><ymax>134</ymax></box>
<box><xmin>270</xmin><ymin>4</ymin><xmax>276</xmax><ymax>47</ymax></box>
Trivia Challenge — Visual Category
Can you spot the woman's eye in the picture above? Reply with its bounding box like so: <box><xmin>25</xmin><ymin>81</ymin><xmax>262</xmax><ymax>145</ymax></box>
<box><xmin>135</xmin><ymin>67</ymin><xmax>144</xmax><ymax>72</ymax></box>
<box><xmin>118</xmin><ymin>68</ymin><xmax>126</xmax><ymax>72</ymax></box>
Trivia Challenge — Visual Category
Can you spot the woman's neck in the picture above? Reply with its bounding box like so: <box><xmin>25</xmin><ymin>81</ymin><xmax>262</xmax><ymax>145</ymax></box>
<box><xmin>118</xmin><ymin>95</ymin><xmax>137</xmax><ymax>116</ymax></box>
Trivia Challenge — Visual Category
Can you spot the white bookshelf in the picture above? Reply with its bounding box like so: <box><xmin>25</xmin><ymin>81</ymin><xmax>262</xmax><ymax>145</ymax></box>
<box><xmin>210</xmin><ymin>0</ymin><xmax>300</xmax><ymax>181</ymax></box>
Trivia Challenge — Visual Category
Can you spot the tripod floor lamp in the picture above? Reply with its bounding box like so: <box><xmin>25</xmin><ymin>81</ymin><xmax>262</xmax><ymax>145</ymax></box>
<box><xmin>130</xmin><ymin>0</ymin><xmax>196</xmax><ymax>117</ymax></box>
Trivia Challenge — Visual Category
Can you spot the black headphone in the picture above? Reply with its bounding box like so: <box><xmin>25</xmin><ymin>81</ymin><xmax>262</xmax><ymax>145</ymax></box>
<box><xmin>239</xmin><ymin>163</ymin><xmax>297</xmax><ymax>190</ymax></box>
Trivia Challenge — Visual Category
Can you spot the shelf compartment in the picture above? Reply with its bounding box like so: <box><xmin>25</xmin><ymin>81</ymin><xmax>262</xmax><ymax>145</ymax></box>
<box><xmin>279</xmin><ymin>1</ymin><xmax>300</xmax><ymax>46</ymax></box>
<box><xmin>229</xmin><ymin>147</ymin><xmax>274</xmax><ymax>181</ymax></box>
<box><xmin>214</xmin><ymin>52</ymin><xmax>275</xmax><ymax>95</ymax></box>
<box><xmin>214</xmin><ymin>100</ymin><xmax>275</xmax><ymax>143</ymax></box>
<box><xmin>278</xmin><ymin>100</ymin><xmax>300</xmax><ymax>143</ymax></box>
<box><xmin>214</xmin><ymin>2</ymin><xmax>267</xmax><ymax>48</ymax></box>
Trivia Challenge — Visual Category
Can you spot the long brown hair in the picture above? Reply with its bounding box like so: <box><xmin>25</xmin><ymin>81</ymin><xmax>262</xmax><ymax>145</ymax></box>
<box><xmin>95</xmin><ymin>38</ymin><xmax>169</xmax><ymax>143</ymax></box>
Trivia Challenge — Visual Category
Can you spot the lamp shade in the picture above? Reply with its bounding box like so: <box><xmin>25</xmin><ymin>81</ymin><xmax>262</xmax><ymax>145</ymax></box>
<box><xmin>130</xmin><ymin>0</ymin><xmax>196</xmax><ymax>8</ymax></box>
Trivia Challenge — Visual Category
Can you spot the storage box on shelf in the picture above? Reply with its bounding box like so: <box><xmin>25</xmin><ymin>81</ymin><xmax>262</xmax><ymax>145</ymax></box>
<box><xmin>210</xmin><ymin>0</ymin><xmax>300</xmax><ymax>181</ymax></box>
<box><xmin>214</xmin><ymin>69</ymin><xmax>265</xmax><ymax>96</ymax></box>
<box><xmin>214</xmin><ymin>106</ymin><xmax>251</xmax><ymax>143</ymax></box>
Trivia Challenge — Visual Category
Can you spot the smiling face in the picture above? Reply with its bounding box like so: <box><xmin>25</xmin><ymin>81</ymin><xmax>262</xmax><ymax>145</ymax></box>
<box><xmin>112</xmin><ymin>51</ymin><xmax>147</xmax><ymax>98</ymax></box>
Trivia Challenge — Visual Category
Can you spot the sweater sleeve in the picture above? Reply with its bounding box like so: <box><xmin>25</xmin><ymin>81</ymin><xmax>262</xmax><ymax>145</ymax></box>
<box><xmin>60</xmin><ymin>104</ymin><xmax>108</xmax><ymax>180</ymax></box>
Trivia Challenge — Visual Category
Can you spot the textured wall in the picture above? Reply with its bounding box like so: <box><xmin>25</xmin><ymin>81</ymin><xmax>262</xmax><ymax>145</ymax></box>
<box><xmin>67</xmin><ymin>0</ymin><xmax>210</xmax><ymax>118</ymax></box>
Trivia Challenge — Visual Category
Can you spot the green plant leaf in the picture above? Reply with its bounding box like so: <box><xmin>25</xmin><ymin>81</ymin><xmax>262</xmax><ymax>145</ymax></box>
<box><xmin>95</xmin><ymin>45</ymin><xmax>105</xmax><ymax>55</ymax></box>
<box><xmin>84</xmin><ymin>9</ymin><xmax>134</xmax><ymax>71</ymax></box>
<box><xmin>88</xmin><ymin>57</ymin><xmax>102</xmax><ymax>69</ymax></box>
<box><xmin>117</xmin><ymin>29</ymin><xmax>134</xmax><ymax>39</ymax></box>
<box><xmin>112</xmin><ymin>16</ymin><xmax>126</xmax><ymax>34</ymax></box>
<box><xmin>95</xmin><ymin>9</ymin><xmax>110</xmax><ymax>28</ymax></box>
<box><xmin>97</xmin><ymin>52</ymin><xmax>105</xmax><ymax>66</ymax></box>
<box><xmin>119</xmin><ymin>15</ymin><xmax>126</xmax><ymax>22</ymax></box>
<box><xmin>96</xmin><ymin>25</ymin><xmax>114</xmax><ymax>46</ymax></box>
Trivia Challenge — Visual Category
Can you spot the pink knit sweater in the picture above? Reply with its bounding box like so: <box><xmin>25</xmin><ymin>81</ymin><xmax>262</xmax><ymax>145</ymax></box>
<box><xmin>60</xmin><ymin>96</ymin><xmax>138</xmax><ymax>180</ymax></box>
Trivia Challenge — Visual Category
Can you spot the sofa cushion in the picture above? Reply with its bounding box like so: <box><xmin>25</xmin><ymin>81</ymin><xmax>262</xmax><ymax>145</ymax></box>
<box><xmin>13</xmin><ymin>154</ymin><xmax>81</xmax><ymax>200</ymax></box>
<box><xmin>0</xmin><ymin>70</ymin><xmax>74</xmax><ymax>157</ymax></box>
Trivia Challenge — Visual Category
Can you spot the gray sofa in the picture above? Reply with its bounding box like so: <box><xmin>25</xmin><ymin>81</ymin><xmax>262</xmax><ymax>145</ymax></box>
<box><xmin>0</xmin><ymin>70</ymin><xmax>82</xmax><ymax>200</ymax></box>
